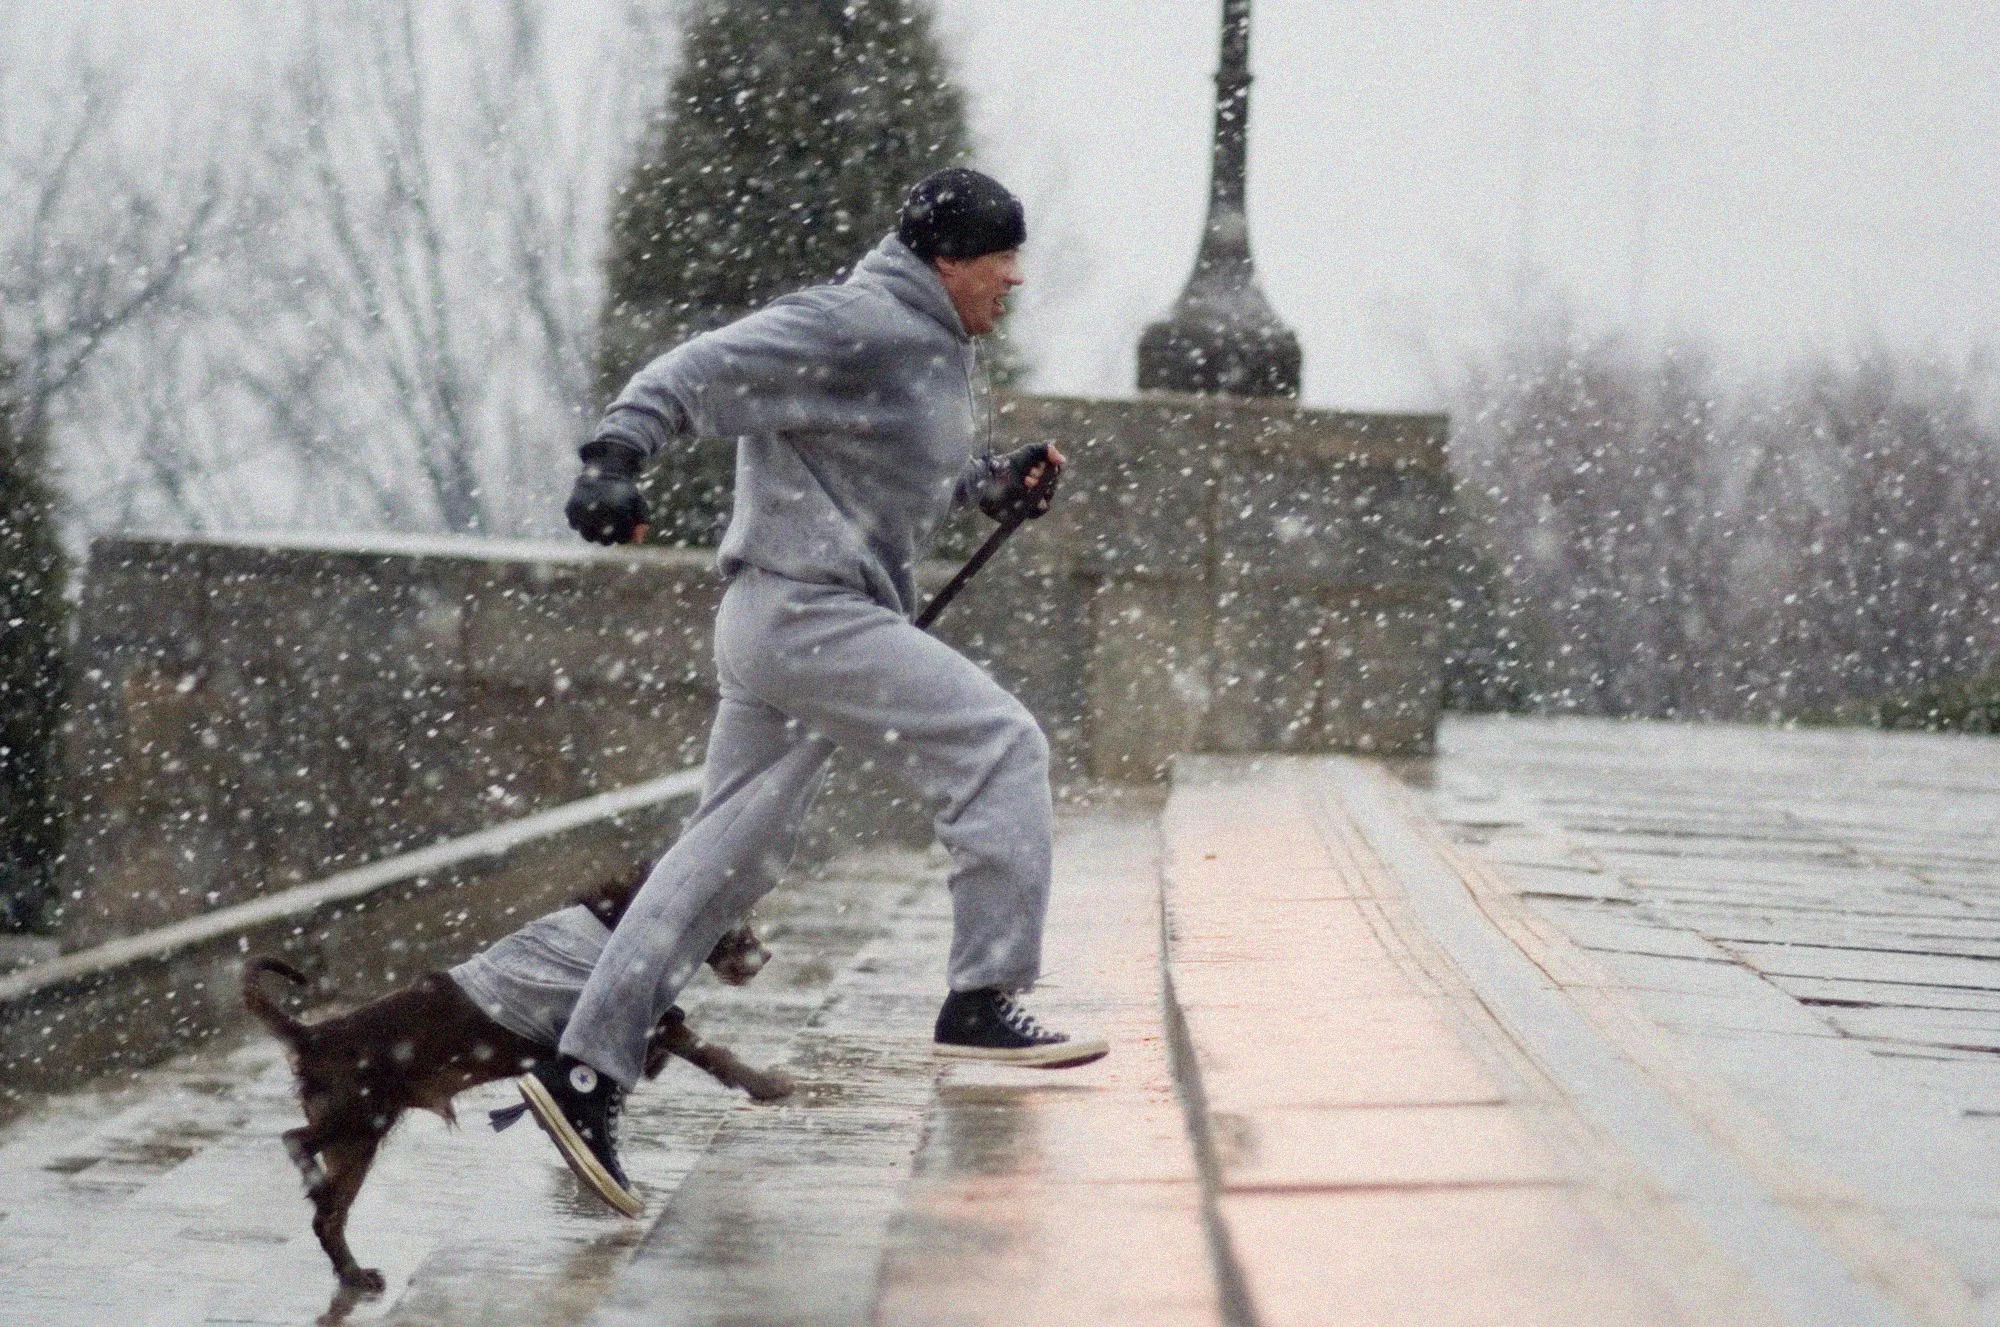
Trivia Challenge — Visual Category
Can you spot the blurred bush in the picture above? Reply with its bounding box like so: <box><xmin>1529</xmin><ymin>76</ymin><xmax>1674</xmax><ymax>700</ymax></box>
<box><xmin>1448</xmin><ymin>307</ymin><xmax>2000</xmax><ymax>724</ymax></box>
<box><xmin>1869</xmin><ymin>669</ymin><xmax>2000</xmax><ymax>735</ymax></box>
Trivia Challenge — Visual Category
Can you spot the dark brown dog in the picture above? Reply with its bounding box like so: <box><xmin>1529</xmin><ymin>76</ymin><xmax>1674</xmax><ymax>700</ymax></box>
<box><xmin>243</xmin><ymin>873</ymin><xmax>790</xmax><ymax>1292</ymax></box>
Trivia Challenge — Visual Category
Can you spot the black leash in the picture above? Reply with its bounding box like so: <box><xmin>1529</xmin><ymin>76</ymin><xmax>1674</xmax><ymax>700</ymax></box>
<box><xmin>913</xmin><ymin>513</ymin><xmax>1026</xmax><ymax>631</ymax></box>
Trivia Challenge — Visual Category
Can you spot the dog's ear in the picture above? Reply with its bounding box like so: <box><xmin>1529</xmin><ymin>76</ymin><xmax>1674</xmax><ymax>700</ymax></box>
<box><xmin>705</xmin><ymin>925</ymin><xmax>772</xmax><ymax>986</ymax></box>
<box><xmin>572</xmin><ymin>865</ymin><xmax>635</xmax><ymax>927</ymax></box>
<box><xmin>579</xmin><ymin>889</ymin><xmax>619</xmax><ymax>928</ymax></box>
<box><xmin>579</xmin><ymin>862</ymin><xmax>656</xmax><ymax>930</ymax></box>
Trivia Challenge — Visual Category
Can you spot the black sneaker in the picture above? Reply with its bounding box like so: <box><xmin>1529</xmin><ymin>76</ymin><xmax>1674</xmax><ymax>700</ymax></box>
<box><xmin>933</xmin><ymin>989</ymin><xmax>1109</xmax><ymax>1068</ymax></box>
<box><xmin>516</xmin><ymin>1056</ymin><xmax>643</xmax><ymax>1217</ymax></box>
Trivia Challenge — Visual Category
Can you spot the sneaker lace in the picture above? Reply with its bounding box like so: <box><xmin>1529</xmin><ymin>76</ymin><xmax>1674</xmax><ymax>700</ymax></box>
<box><xmin>603</xmin><ymin>1086</ymin><xmax>624</xmax><ymax>1151</ymax></box>
<box><xmin>995</xmin><ymin>993</ymin><xmax>1052</xmax><ymax>1041</ymax></box>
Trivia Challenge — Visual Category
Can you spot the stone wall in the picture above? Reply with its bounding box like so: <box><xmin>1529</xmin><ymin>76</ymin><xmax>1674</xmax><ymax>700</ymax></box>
<box><xmin>6</xmin><ymin>773</ymin><xmax>702</xmax><ymax>1097</ymax></box>
<box><xmin>58</xmin><ymin>392</ymin><xmax>1449</xmax><ymax>950</ymax></box>
<box><xmin>992</xmin><ymin>392</ymin><xmax>1452</xmax><ymax>776</ymax></box>
<box><xmin>58</xmin><ymin>534</ymin><xmax>729</xmax><ymax>949</ymax></box>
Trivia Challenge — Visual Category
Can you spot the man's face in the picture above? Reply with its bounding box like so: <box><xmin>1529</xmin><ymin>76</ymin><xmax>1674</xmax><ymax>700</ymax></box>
<box><xmin>934</xmin><ymin>249</ymin><xmax>1023</xmax><ymax>337</ymax></box>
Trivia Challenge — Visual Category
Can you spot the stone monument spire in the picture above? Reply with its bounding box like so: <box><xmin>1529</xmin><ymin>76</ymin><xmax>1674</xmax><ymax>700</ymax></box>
<box><xmin>1137</xmin><ymin>0</ymin><xmax>1301</xmax><ymax>399</ymax></box>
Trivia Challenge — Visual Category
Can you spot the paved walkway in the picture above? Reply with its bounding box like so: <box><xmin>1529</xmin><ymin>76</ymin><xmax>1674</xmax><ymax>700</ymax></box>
<box><xmin>0</xmin><ymin>844</ymin><xmax>939</xmax><ymax>1327</ymax></box>
<box><xmin>1164</xmin><ymin>757</ymin><xmax>1746</xmax><ymax>1327</ymax></box>
<box><xmin>2</xmin><ymin>721</ymin><xmax>1996</xmax><ymax>1325</ymax></box>
<box><xmin>1424</xmin><ymin>717</ymin><xmax>2000</xmax><ymax>1327</ymax></box>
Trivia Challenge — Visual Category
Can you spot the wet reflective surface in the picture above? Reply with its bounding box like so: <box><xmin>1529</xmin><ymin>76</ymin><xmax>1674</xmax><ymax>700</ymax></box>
<box><xmin>0</xmin><ymin>846</ymin><xmax>936</xmax><ymax>1326</ymax></box>
<box><xmin>0</xmin><ymin>800</ymin><xmax>1189</xmax><ymax>1327</ymax></box>
<box><xmin>8</xmin><ymin>729</ymin><xmax>1998</xmax><ymax>1325</ymax></box>
<box><xmin>875</xmin><ymin>800</ymin><xmax>1215</xmax><ymax>1327</ymax></box>
<box><xmin>1424</xmin><ymin>717</ymin><xmax>2000</xmax><ymax>1318</ymax></box>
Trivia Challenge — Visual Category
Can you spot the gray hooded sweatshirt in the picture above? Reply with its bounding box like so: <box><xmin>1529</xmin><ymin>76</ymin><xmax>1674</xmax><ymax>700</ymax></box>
<box><xmin>596</xmin><ymin>234</ymin><xmax>998</xmax><ymax>616</ymax></box>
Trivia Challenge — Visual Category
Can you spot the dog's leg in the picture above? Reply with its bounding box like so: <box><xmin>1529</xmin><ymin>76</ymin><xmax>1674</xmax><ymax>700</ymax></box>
<box><xmin>283</xmin><ymin>1125</ymin><xmax>328</xmax><ymax>1194</ymax></box>
<box><xmin>311</xmin><ymin>1135</ymin><xmax>387</xmax><ymax>1294</ymax></box>
<box><xmin>659</xmin><ymin>1021</ymin><xmax>795</xmax><ymax>1101</ymax></box>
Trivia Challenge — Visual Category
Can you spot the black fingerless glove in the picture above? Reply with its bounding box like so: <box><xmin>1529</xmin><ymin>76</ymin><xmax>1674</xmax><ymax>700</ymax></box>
<box><xmin>565</xmin><ymin>439</ymin><xmax>650</xmax><ymax>545</ymax></box>
<box><xmin>978</xmin><ymin>442</ymin><xmax>1064</xmax><ymax>523</ymax></box>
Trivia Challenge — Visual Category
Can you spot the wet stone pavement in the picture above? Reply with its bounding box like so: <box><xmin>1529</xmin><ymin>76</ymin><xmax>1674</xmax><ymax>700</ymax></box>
<box><xmin>0</xmin><ymin>792</ymin><xmax>1188</xmax><ymax>1327</ymax></box>
<box><xmin>1421</xmin><ymin>716</ymin><xmax>2000</xmax><ymax>1323</ymax></box>
<box><xmin>4</xmin><ymin>726</ymin><xmax>2000</xmax><ymax>1326</ymax></box>
<box><xmin>0</xmin><ymin>842</ymin><xmax>946</xmax><ymax>1327</ymax></box>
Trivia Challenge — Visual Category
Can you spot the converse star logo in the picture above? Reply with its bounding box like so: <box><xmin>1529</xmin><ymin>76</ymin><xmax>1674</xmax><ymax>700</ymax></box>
<box><xmin>569</xmin><ymin>1064</ymin><xmax>599</xmax><ymax>1094</ymax></box>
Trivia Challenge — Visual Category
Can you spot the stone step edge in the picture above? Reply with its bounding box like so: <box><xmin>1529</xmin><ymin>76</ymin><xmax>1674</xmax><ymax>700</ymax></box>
<box><xmin>2</xmin><ymin>767</ymin><xmax>706</xmax><ymax>1006</ymax></box>
<box><xmin>1157</xmin><ymin>927</ymin><xmax>1261</xmax><ymax>1327</ymax></box>
<box><xmin>1152</xmin><ymin>765</ymin><xmax>1271</xmax><ymax>1327</ymax></box>
<box><xmin>1152</xmin><ymin>754</ymin><xmax>1889</xmax><ymax>1327</ymax></box>
<box><xmin>0</xmin><ymin>768</ymin><xmax>708</xmax><ymax>1101</ymax></box>
<box><xmin>1349</xmin><ymin>759</ymin><xmax>1979</xmax><ymax>1327</ymax></box>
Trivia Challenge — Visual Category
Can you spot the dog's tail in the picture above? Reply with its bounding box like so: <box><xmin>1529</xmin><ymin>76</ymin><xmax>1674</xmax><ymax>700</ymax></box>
<box><xmin>241</xmin><ymin>957</ymin><xmax>310</xmax><ymax>1043</ymax></box>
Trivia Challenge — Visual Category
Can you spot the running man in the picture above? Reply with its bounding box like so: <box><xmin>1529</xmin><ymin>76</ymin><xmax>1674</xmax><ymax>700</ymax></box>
<box><xmin>519</xmin><ymin>168</ymin><xmax>1106</xmax><ymax>1216</ymax></box>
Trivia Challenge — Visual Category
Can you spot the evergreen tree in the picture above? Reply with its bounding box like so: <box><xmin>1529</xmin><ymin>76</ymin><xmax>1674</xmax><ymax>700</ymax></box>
<box><xmin>0</xmin><ymin>364</ymin><xmax>67</xmax><ymax>933</ymax></box>
<box><xmin>600</xmin><ymin>0</ymin><xmax>972</xmax><ymax>546</ymax></box>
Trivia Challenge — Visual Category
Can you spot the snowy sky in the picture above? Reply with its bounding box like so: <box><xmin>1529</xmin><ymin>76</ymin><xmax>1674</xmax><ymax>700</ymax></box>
<box><xmin>937</xmin><ymin>0</ymin><xmax>2000</xmax><ymax>407</ymax></box>
<box><xmin>24</xmin><ymin>0</ymin><xmax>2000</xmax><ymax>411</ymax></box>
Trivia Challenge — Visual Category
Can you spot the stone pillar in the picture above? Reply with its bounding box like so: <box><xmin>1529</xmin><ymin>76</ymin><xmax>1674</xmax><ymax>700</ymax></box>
<box><xmin>991</xmin><ymin>393</ymin><xmax>1451</xmax><ymax>780</ymax></box>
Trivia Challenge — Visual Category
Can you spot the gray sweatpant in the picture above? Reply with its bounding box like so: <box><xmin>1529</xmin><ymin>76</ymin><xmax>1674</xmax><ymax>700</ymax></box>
<box><xmin>557</xmin><ymin>567</ymin><xmax>1052</xmax><ymax>1086</ymax></box>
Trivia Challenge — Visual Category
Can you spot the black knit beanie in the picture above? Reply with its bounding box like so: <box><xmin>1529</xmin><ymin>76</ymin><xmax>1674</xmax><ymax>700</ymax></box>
<box><xmin>897</xmin><ymin>168</ymin><xmax>1026</xmax><ymax>261</ymax></box>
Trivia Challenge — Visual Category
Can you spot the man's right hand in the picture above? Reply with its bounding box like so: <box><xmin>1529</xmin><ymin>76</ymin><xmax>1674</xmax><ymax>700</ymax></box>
<box><xmin>978</xmin><ymin>442</ymin><xmax>1065</xmax><ymax>524</ymax></box>
<box><xmin>566</xmin><ymin>440</ymin><xmax>651</xmax><ymax>545</ymax></box>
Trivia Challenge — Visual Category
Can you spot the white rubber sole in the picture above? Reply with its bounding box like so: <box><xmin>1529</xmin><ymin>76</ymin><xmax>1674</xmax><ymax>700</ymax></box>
<box><xmin>516</xmin><ymin>1074</ymin><xmax>644</xmax><ymax>1218</ymax></box>
<box><xmin>933</xmin><ymin>1037</ymin><xmax>1110</xmax><ymax>1069</ymax></box>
